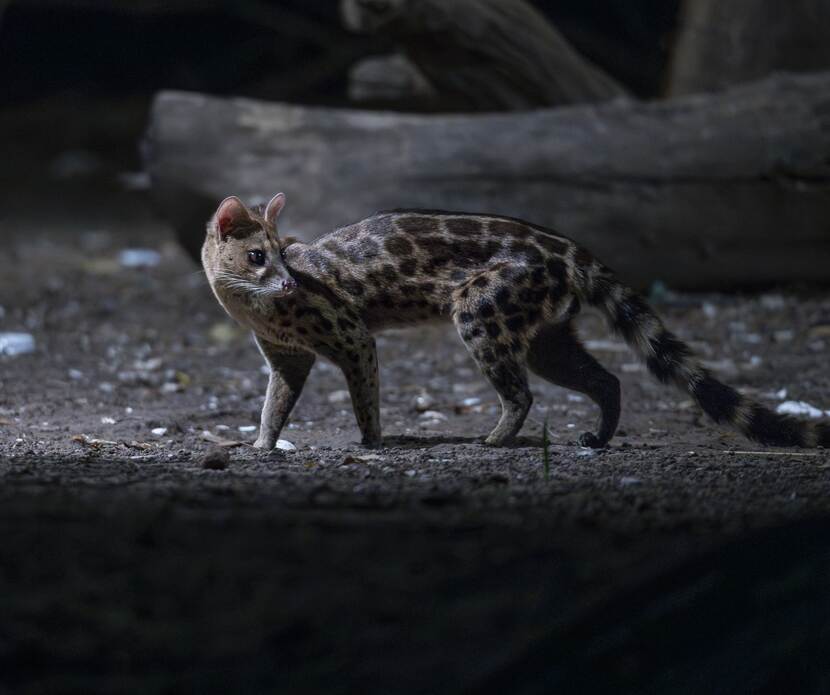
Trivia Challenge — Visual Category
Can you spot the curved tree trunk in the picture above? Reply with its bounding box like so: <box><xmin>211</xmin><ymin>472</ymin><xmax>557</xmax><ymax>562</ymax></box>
<box><xmin>340</xmin><ymin>0</ymin><xmax>628</xmax><ymax>111</ymax></box>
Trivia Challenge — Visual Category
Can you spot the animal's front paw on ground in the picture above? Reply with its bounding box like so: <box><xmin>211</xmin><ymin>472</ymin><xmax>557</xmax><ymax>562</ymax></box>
<box><xmin>253</xmin><ymin>436</ymin><xmax>276</xmax><ymax>450</ymax></box>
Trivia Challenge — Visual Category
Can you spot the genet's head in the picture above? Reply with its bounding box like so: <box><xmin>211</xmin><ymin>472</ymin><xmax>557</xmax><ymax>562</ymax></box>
<box><xmin>202</xmin><ymin>193</ymin><xmax>297</xmax><ymax>299</ymax></box>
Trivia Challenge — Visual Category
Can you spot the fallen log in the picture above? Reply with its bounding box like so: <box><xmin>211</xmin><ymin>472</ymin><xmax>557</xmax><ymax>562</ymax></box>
<box><xmin>340</xmin><ymin>0</ymin><xmax>628</xmax><ymax>110</ymax></box>
<box><xmin>145</xmin><ymin>71</ymin><xmax>830</xmax><ymax>290</ymax></box>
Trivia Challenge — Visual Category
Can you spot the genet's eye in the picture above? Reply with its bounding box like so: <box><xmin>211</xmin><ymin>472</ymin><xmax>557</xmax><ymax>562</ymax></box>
<box><xmin>247</xmin><ymin>249</ymin><xmax>266</xmax><ymax>266</ymax></box>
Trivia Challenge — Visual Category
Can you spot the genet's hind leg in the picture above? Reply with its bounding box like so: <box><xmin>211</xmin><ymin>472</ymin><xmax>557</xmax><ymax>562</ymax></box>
<box><xmin>452</xmin><ymin>280</ymin><xmax>533</xmax><ymax>446</ymax></box>
<box><xmin>528</xmin><ymin>322</ymin><xmax>620</xmax><ymax>448</ymax></box>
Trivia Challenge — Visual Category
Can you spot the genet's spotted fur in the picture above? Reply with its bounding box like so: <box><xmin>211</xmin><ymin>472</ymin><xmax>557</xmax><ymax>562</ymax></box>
<box><xmin>203</xmin><ymin>193</ymin><xmax>829</xmax><ymax>450</ymax></box>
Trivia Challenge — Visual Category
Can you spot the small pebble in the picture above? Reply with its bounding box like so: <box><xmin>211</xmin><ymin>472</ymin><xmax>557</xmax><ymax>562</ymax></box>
<box><xmin>276</xmin><ymin>439</ymin><xmax>297</xmax><ymax>451</ymax></box>
<box><xmin>328</xmin><ymin>390</ymin><xmax>350</xmax><ymax>404</ymax></box>
<box><xmin>151</xmin><ymin>427</ymin><xmax>167</xmax><ymax>437</ymax></box>
<box><xmin>119</xmin><ymin>248</ymin><xmax>161</xmax><ymax>268</ymax></box>
<box><xmin>0</xmin><ymin>333</ymin><xmax>35</xmax><ymax>357</ymax></box>
<box><xmin>419</xmin><ymin>410</ymin><xmax>447</xmax><ymax>421</ymax></box>
<box><xmin>200</xmin><ymin>447</ymin><xmax>229</xmax><ymax>470</ymax></box>
<box><xmin>238</xmin><ymin>425</ymin><xmax>257</xmax><ymax>433</ymax></box>
<box><xmin>413</xmin><ymin>392</ymin><xmax>436</xmax><ymax>412</ymax></box>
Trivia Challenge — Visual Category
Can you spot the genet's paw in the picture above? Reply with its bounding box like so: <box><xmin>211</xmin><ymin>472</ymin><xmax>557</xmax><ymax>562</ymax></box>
<box><xmin>253</xmin><ymin>435</ymin><xmax>276</xmax><ymax>450</ymax></box>
<box><xmin>578</xmin><ymin>432</ymin><xmax>604</xmax><ymax>449</ymax></box>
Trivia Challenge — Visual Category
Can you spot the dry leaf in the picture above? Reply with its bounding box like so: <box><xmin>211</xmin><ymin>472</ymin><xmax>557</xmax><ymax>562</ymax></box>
<box><xmin>201</xmin><ymin>430</ymin><xmax>245</xmax><ymax>448</ymax></box>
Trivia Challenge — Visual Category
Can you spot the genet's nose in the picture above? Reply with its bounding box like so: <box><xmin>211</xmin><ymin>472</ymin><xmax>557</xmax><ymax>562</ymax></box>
<box><xmin>281</xmin><ymin>279</ymin><xmax>297</xmax><ymax>292</ymax></box>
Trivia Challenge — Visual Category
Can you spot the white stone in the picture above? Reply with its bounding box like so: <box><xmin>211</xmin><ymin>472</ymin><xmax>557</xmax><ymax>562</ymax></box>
<box><xmin>776</xmin><ymin>400</ymin><xmax>829</xmax><ymax>419</ymax></box>
<box><xmin>0</xmin><ymin>333</ymin><xmax>35</xmax><ymax>356</ymax></box>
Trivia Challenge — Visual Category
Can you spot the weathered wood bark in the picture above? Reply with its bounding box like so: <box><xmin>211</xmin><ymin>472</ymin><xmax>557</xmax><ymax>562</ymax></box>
<box><xmin>340</xmin><ymin>0</ymin><xmax>628</xmax><ymax>110</ymax></box>
<box><xmin>669</xmin><ymin>0</ymin><xmax>830</xmax><ymax>95</ymax></box>
<box><xmin>145</xmin><ymin>72</ymin><xmax>830</xmax><ymax>290</ymax></box>
<box><xmin>348</xmin><ymin>53</ymin><xmax>437</xmax><ymax>106</ymax></box>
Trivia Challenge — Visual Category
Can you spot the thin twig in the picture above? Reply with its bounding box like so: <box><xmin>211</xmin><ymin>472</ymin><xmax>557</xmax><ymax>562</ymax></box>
<box><xmin>724</xmin><ymin>450</ymin><xmax>824</xmax><ymax>458</ymax></box>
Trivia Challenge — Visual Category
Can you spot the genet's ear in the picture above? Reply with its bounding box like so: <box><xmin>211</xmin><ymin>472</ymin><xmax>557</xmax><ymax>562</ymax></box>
<box><xmin>265</xmin><ymin>192</ymin><xmax>287</xmax><ymax>227</ymax></box>
<box><xmin>215</xmin><ymin>196</ymin><xmax>253</xmax><ymax>239</ymax></box>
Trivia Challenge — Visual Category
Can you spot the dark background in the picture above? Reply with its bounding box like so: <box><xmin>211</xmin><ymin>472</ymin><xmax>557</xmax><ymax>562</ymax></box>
<box><xmin>0</xmin><ymin>0</ymin><xmax>678</xmax><ymax>188</ymax></box>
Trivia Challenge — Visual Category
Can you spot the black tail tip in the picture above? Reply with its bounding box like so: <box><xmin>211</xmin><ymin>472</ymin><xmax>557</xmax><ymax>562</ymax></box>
<box><xmin>818</xmin><ymin>422</ymin><xmax>830</xmax><ymax>448</ymax></box>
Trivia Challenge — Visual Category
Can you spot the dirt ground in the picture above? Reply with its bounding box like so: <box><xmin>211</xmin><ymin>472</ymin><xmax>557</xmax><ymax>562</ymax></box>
<box><xmin>1</xmin><ymin>193</ymin><xmax>829</xmax><ymax>693</ymax></box>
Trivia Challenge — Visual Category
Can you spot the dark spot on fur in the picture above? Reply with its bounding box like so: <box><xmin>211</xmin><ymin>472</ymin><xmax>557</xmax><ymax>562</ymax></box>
<box><xmin>509</xmin><ymin>241</ymin><xmax>543</xmax><ymax>265</ymax></box>
<box><xmin>614</xmin><ymin>293</ymin><xmax>653</xmax><ymax>343</ymax></box>
<box><xmin>420</xmin><ymin>282</ymin><xmax>435</xmax><ymax>294</ymax></box>
<box><xmin>323</xmin><ymin>240</ymin><xmax>346</xmax><ymax>257</ymax></box>
<box><xmin>536</xmin><ymin>234</ymin><xmax>569</xmax><ymax>255</ymax></box>
<box><xmin>459</xmin><ymin>311</ymin><xmax>474</xmax><ymax>323</ymax></box>
<box><xmin>692</xmin><ymin>373</ymin><xmax>742</xmax><ymax>424</ymax></box>
<box><xmin>548</xmin><ymin>280</ymin><xmax>568</xmax><ymax>305</ymax></box>
<box><xmin>479</xmin><ymin>300</ymin><xmax>495</xmax><ymax>318</ymax></box>
<box><xmin>319</xmin><ymin>317</ymin><xmax>333</xmax><ymax>331</ymax></box>
<box><xmin>395</xmin><ymin>216</ymin><xmax>430</xmax><ymax>235</ymax></box>
<box><xmin>445</xmin><ymin>218</ymin><xmax>482</xmax><ymax>236</ymax></box>
<box><xmin>494</xmin><ymin>287</ymin><xmax>512</xmax><ymax>310</ymax></box>
<box><xmin>531</xmin><ymin>288</ymin><xmax>548</xmax><ymax>304</ymax></box>
<box><xmin>531</xmin><ymin>267</ymin><xmax>546</xmax><ymax>286</ymax></box>
<box><xmin>745</xmin><ymin>404</ymin><xmax>806</xmax><ymax>447</ymax></box>
<box><xmin>384</xmin><ymin>235</ymin><xmax>414</xmax><ymax>257</ymax></box>
<box><xmin>381</xmin><ymin>264</ymin><xmax>399</xmax><ymax>282</ymax></box>
<box><xmin>480</xmin><ymin>348</ymin><xmax>495</xmax><ymax>363</ymax></box>
<box><xmin>645</xmin><ymin>329</ymin><xmax>692</xmax><ymax>383</ymax></box>
<box><xmin>378</xmin><ymin>292</ymin><xmax>395</xmax><ymax>308</ymax></box>
<box><xmin>297</xmin><ymin>326</ymin><xmax>308</xmax><ymax>335</ymax></box>
<box><xmin>472</xmin><ymin>276</ymin><xmax>489</xmax><ymax>289</ymax></box>
<box><xmin>450</xmin><ymin>270</ymin><xmax>467</xmax><ymax>282</ymax></box>
<box><xmin>489</xmin><ymin>219</ymin><xmax>529</xmax><ymax>239</ymax></box>
<box><xmin>399</xmin><ymin>258</ymin><xmax>417</xmax><ymax>276</ymax></box>
<box><xmin>338</xmin><ymin>317</ymin><xmax>356</xmax><ymax>331</ymax></box>
<box><xmin>506</xmin><ymin>315</ymin><xmax>525</xmax><ymax>331</ymax></box>
<box><xmin>486</xmin><ymin>322</ymin><xmax>501</xmax><ymax>337</ymax></box>
<box><xmin>588</xmin><ymin>274</ymin><xmax>615</xmax><ymax>305</ymax></box>
<box><xmin>545</xmin><ymin>257</ymin><xmax>567</xmax><ymax>281</ymax></box>
<box><xmin>342</xmin><ymin>279</ymin><xmax>364</xmax><ymax>296</ymax></box>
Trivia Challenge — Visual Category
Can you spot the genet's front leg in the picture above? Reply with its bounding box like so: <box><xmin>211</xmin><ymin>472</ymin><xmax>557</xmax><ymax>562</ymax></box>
<box><xmin>254</xmin><ymin>336</ymin><xmax>316</xmax><ymax>449</ymax></box>
<box><xmin>336</xmin><ymin>338</ymin><xmax>382</xmax><ymax>448</ymax></box>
